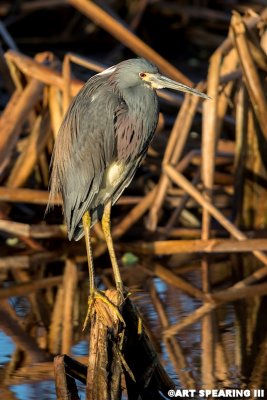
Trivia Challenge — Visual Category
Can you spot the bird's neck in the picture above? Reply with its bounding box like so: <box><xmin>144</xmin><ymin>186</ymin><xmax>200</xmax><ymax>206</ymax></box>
<box><xmin>122</xmin><ymin>85</ymin><xmax>158</xmax><ymax>116</ymax></box>
<box><xmin>114</xmin><ymin>85</ymin><xmax>159</xmax><ymax>164</ymax></box>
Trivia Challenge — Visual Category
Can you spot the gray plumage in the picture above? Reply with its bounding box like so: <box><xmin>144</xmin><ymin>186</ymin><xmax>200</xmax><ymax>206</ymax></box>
<box><xmin>49</xmin><ymin>59</ymin><xmax>158</xmax><ymax>240</ymax></box>
<box><xmin>49</xmin><ymin>58</ymin><xmax>209</xmax><ymax>241</ymax></box>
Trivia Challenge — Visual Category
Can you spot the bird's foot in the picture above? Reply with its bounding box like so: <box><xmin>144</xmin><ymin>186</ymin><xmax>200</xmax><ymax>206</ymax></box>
<box><xmin>82</xmin><ymin>289</ymin><xmax>125</xmax><ymax>331</ymax></box>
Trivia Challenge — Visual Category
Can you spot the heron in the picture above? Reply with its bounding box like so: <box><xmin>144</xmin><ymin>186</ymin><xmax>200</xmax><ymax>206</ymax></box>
<box><xmin>49</xmin><ymin>58</ymin><xmax>209</xmax><ymax>317</ymax></box>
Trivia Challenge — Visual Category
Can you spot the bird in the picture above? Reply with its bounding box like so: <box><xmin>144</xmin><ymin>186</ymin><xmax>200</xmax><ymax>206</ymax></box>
<box><xmin>48</xmin><ymin>58</ymin><xmax>209</xmax><ymax>313</ymax></box>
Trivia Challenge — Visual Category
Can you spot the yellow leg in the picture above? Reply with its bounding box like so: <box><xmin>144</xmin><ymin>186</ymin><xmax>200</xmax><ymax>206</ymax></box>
<box><xmin>102</xmin><ymin>201</ymin><xmax>124</xmax><ymax>293</ymax></box>
<box><xmin>82</xmin><ymin>211</ymin><xmax>95</xmax><ymax>328</ymax></box>
<box><xmin>83</xmin><ymin>207</ymin><xmax>125</xmax><ymax>330</ymax></box>
<box><xmin>82</xmin><ymin>211</ymin><xmax>94</xmax><ymax>295</ymax></box>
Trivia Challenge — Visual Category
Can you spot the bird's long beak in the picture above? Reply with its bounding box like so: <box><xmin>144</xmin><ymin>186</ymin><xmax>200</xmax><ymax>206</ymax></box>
<box><xmin>147</xmin><ymin>73</ymin><xmax>210</xmax><ymax>100</ymax></box>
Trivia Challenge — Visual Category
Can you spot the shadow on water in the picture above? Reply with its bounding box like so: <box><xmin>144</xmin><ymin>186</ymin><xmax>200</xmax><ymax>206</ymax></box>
<box><xmin>0</xmin><ymin>254</ymin><xmax>267</xmax><ymax>399</ymax></box>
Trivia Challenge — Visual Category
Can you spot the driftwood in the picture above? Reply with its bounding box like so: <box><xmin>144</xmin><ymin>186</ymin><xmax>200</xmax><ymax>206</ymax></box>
<box><xmin>85</xmin><ymin>289</ymin><xmax>124</xmax><ymax>400</ymax></box>
<box><xmin>54</xmin><ymin>355</ymin><xmax>82</xmax><ymax>400</ymax></box>
<box><xmin>54</xmin><ymin>292</ymin><xmax>174</xmax><ymax>399</ymax></box>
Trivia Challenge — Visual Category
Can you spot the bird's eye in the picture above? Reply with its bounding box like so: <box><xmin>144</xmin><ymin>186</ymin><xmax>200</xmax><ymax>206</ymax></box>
<box><xmin>139</xmin><ymin>72</ymin><xmax>146</xmax><ymax>78</ymax></box>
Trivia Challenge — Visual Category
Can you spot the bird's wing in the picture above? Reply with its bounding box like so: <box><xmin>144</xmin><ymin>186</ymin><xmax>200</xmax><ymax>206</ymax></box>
<box><xmin>49</xmin><ymin>76</ymin><xmax>120</xmax><ymax>239</ymax></box>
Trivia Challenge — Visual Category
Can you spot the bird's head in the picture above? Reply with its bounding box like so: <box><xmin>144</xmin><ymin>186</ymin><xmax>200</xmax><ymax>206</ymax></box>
<box><xmin>111</xmin><ymin>58</ymin><xmax>210</xmax><ymax>100</ymax></box>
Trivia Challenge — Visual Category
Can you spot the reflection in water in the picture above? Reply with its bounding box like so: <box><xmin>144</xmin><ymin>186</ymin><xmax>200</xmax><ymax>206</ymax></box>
<box><xmin>0</xmin><ymin>331</ymin><xmax>15</xmax><ymax>365</ymax></box>
<box><xmin>11</xmin><ymin>382</ymin><xmax>56</xmax><ymax>400</ymax></box>
<box><xmin>0</xmin><ymin>257</ymin><xmax>267</xmax><ymax>399</ymax></box>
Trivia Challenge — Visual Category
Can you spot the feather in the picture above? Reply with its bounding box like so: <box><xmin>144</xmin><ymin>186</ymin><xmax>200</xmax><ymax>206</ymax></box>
<box><xmin>48</xmin><ymin>59</ymin><xmax>159</xmax><ymax>240</ymax></box>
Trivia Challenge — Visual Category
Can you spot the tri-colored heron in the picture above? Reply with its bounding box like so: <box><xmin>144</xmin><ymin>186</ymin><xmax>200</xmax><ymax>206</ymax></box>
<box><xmin>49</xmin><ymin>58</ymin><xmax>208</xmax><ymax>312</ymax></box>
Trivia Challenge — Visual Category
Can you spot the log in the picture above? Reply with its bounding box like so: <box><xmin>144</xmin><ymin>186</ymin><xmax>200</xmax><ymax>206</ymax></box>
<box><xmin>0</xmin><ymin>186</ymin><xmax>141</xmax><ymax>206</ymax></box>
<box><xmin>86</xmin><ymin>290</ymin><xmax>124</xmax><ymax>400</ymax></box>
<box><xmin>120</xmin><ymin>238</ymin><xmax>267</xmax><ymax>255</ymax></box>
<box><xmin>0</xmin><ymin>275</ymin><xmax>63</xmax><ymax>299</ymax></box>
<box><xmin>54</xmin><ymin>355</ymin><xmax>81</xmax><ymax>400</ymax></box>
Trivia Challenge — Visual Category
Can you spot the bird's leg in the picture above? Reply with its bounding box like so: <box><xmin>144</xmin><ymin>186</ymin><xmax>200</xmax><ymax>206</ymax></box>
<box><xmin>82</xmin><ymin>210</ymin><xmax>124</xmax><ymax>329</ymax></box>
<box><xmin>82</xmin><ymin>211</ymin><xmax>95</xmax><ymax>327</ymax></box>
<box><xmin>102</xmin><ymin>201</ymin><xmax>124</xmax><ymax>296</ymax></box>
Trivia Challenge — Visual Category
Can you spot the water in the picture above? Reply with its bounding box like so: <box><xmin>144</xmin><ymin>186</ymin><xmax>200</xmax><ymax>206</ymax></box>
<box><xmin>10</xmin><ymin>382</ymin><xmax>57</xmax><ymax>400</ymax></box>
<box><xmin>1</xmin><ymin>262</ymin><xmax>267</xmax><ymax>399</ymax></box>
